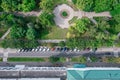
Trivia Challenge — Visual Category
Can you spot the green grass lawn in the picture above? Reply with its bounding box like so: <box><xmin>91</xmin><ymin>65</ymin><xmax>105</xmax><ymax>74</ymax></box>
<box><xmin>71</xmin><ymin>57</ymin><xmax>87</xmax><ymax>63</ymax></box>
<box><xmin>41</xmin><ymin>26</ymin><xmax>68</xmax><ymax>39</ymax></box>
<box><xmin>8</xmin><ymin>57</ymin><xmax>46</xmax><ymax>62</ymax></box>
<box><xmin>8</xmin><ymin>57</ymin><xmax>66</xmax><ymax>63</ymax></box>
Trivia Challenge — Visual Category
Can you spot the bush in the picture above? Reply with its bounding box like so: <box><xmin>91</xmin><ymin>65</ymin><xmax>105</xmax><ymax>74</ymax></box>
<box><xmin>62</xmin><ymin>11</ymin><xmax>68</xmax><ymax>17</ymax></box>
<box><xmin>58</xmin><ymin>41</ymin><xmax>65</xmax><ymax>47</ymax></box>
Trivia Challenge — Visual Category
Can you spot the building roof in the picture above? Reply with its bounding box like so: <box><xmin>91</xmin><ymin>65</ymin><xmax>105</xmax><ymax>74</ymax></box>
<box><xmin>0</xmin><ymin>78</ymin><xmax>60</xmax><ymax>80</ymax></box>
<box><xmin>67</xmin><ymin>67</ymin><xmax>120</xmax><ymax>80</ymax></box>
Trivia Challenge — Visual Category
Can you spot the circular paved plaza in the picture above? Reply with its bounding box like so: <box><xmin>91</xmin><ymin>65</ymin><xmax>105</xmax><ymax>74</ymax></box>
<box><xmin>53</xmin><ymin>4</ymin><xmax>74</xmax><ymax>28</ymax></box>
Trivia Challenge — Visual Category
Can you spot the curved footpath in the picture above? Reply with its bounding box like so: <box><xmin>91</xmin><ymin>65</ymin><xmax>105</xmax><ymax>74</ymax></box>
<box><xmin>53</xmin><ymin>4</ymin><xmax>111</xmax><ymax>28</ymax></box>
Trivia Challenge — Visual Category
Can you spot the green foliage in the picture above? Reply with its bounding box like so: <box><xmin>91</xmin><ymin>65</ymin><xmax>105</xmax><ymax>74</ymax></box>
<box><xmin>39</xmin><ymin>0</ymin><xmax>67</xmax><ymax>12</ymax></box>
<box><xmin>49</xmin><ymin>57</ymin><xmax>60</xmax><ymax>63</ymax></box>
<box><xmin>10</xmin><ymin>25</ymin><xmax>26</xmax><ymax>39</ymax></box>
<box><xmin>94</xmin><ymin>0</ymin><xmax>112</xmax><ymax>12</ymax></box>
<box><xmin>1</xmin><ymin>0</ymin><xmax>18</xmax><ymax>12</ymax></box>
<box><xmin>111</xmin><ymin>4</ymin><xmax>120</xmax><ymax>16</ymax></box>
<box><xmin>66</xmin><ymin>38</ymin><xmax>114</xmax><ymax>49</ymax></box>
<box><xmin>8</xmin><ymin>58</ymin><xmax>45</xmax><ymax>62</ymax></box>
<box><xmin>90</xmin><ymin>56</ymin><xmax>99</xmax><ymax>62</ymax></box>
<box><xmin>110</xmin><ymin>0</ymin><xmax>120</xmax><ymax>16</ymax></box>
<box><xmin>0</xmin><ymin>14</ymin><xmax>15</xmax><ymax>27</ymax></box>
<box><xmin>0</xmin><ymin>0</ymin><xmax>3</xmax><ymax>11</ymax></box>
<box><xmin>71</xmin><ymin>56</ymin><xmax>87</xmax><ymax>63</ymax></box>
<box><xmin>39</xmin><ymin>12</ymin><xmax>54</xmax><ymax>27</ymax></box>
<box><xmin>69</xmin><ymin>18</ymin><xmax>90</xmax><ymax>36</ymax></box>
<box><xmin>74</xmin><ymin>0</ymin><xmax>94</xmax><ymax>11</ymax></box>
<box><xmin>49</xmin><ymin>57</ymin><xmax>66</xmax><ymax>63</ymax></box>
<box><xmin>39</xmin><ymin>0</ymin><xmax>54</xmax><ymax>12</ymax></box>
<box><xmin>26</xmin><ymin>28</ymin><xmax>36</xmax><ymax>40</ymax></box>
<box><xmin>62</xmin><ymin>11</ymin><xmax>68</xmax><ymax>17</ymax></box>
<box><xmin>0</xmin><ymin>39</ymin><xmax>39</xmax><ymax>48</ymax></box>
<box><xmin>58</xmin><ymin>41</ymin><xmax>65</xmax><ymax>47</ymax></box>
<box><xmin>19</xmin><ymin>0</ymin><xmax>36</xmax><ymax>12</ymax></box>
<box><xmin>24</xmin><ymin>40</ymin><xmax>39</xmax><ymax>48</ymax></box>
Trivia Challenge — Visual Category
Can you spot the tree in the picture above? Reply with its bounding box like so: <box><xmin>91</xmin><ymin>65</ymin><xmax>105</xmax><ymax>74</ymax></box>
<box><xmin>19</xmin><ymin>0</ymin><xmax>36</xmax><ymax>12</ymax></box>
<box><xmin>49</xmin><ymin>57</ymin><xmax>60</xmax><ymax>63</ymax></box>
<box><xmin>74</xmin><ymin>0</ymin><xmax>94</xmax><ymax>11</ymax></box>
<box><xmin>94</xmin><ymin>0</ymin><xmax>112</xmax><ymax>12</ymax></box>
<box><xmin>39</xmin><ymin>12</ymin><xmax>54</xmax><ymax>27</ymax></box>
<box><xmin>10</xmin><ymin>25</ymin><xmax>26</xmax><ymax>39</ymax></box>
<box><xmin>0</xmin><ymin>0</ymin><xmax>3</xmax><ymax>11</ymax></box>
<box><xmin>39</xmin><ymin>0</ymin><xmax>54</xmax><ymax>12</ymax></box>
<box><xmin>69</xmin><ymin>18</ymin><xmax>90</xmax><ymax>36</ymax></box>
<box><xmin>111</xmin><ymin>3</ymin><xmax>120</xmax><ymax>16</ymax></box>
<box><xmin>58</xmin><ymin>41</ymin><xmax>65</xmax><ymax>47</ymax></box>
<box><xmin>24</xmin><ymin>40</ymin><xmax>39</xmax><ymax>48</ymax></box>
<box><xmin>26</xmin><ymin>28</ymin><xmax>36</xmax><ymax>40</ymax></box>
<box><xmin>1</xmin><ymin>0</ymin><xmax>18</xmax><ymax>12</ymax></box>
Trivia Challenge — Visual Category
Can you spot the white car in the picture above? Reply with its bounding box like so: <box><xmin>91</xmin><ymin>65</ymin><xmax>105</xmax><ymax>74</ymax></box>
<box><xmin>17</xmin><ymin>49</ymin><xmax>21</xmax><ymax>52</ymax></box>
<box><xmin>42</xmin><ymin>48</ymin><xmax>47</xmax><ymax>52</ymax></box>
<box><xmin>46</xmin><ymin>48</ymin><xmax>50</xmax><ymax>51</ymax></box>
<box><xmin>35</xmin><ymin>48</ymin><xmax>39</xmax><ymax>52</ymax></box>
<box><xmin>73</xmin><ymin>48</ymin><xmax>77</xmax><ymax>52</ymax></box>
<box><xmin>77</xmin><ymin>49</ymin><xmax>80</xmax><ymax>52</ymax></box>
<box><xmin>32</xmin><ymin>48</ymin><xmax>35</xmax><ymax>52</ymax></box>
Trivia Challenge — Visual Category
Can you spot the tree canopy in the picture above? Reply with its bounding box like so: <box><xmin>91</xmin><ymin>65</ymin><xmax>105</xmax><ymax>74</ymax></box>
<box><xmin>94</xmin><ymin>0</ymin><xmax>112</xmax><ymax>12</ymax></box>
<box><xmin>26</xmin><ymin>27</ymin><xmax>36</xmax><ymax>40</ymax></box>
<box><xmin>19</xmin><ymin>0</ymin><xmax>36</xmax><ymax>12</ymax></box>
<box><xmin>39</xmin><ymin>12</ymin><xmax>54</xmax><ymax>27</ymax></box>
<box><xmin>1</xmin><ymin>0</ymin><xmax>18</xmax><ymax>12</ymax></box>
<box><xmin>10</xmin><ymin>25</ymin><xmax>26</xmax><ymax>39</ymax></box>
<box><xmin>39</xmin><ymin>0</ymin><xmax>54</xmax><ymax>12</ymax></box>
<box><xmin>69</xmin><ymin>18</ymin><xmax>90</xmax><ymax>37</ymax></box>
<box><xmin>73</xmin><ymin>0</ymin><xmax>94</xmax><ymax>11</ymax></box>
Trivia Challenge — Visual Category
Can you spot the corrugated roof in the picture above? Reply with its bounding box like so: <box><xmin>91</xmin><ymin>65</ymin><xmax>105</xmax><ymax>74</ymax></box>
<box><xmin>0</xmin><ymin>78</ymin><xmax>60</xmax><ymax>80</ymax></box>
<box><xmin>67</xmin><ymin>68</ymin><xmax>120</xmax><ymax>80</ymax></box>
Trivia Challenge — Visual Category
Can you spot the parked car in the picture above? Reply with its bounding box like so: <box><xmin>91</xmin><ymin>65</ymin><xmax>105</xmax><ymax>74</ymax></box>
<box><xmin>73</xmin><ymin>48</ymin><xmax>77</xmax><ymax>52</ymax></box>
<box><xmin>17</xmin><ymin>49</ymin><xmax>22</xmax><ymax>52</ymax></box>
<box><xmin>47</xmin><ymin>48</ymin><xmax>50</xmax><ymax>51</ymax></box>
<box><xmin>51</xmin><ymin>48</ymin><xmax>55</xmax><ymax>51</ymax></box>
<box><xmin>32</xmin><ymin>48</ymin><xmax>36</xmax><ymax>52</ymax></box>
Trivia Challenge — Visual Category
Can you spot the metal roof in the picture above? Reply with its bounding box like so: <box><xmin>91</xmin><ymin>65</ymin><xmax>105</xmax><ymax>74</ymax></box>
<box><xmin>67</xmin><ymin>67</ymin><xmax>120</xmax><ymax>80</ymax></box>
<box><xmin>0</xmin><ymin>78</ymin><xmax>60</xmax><ymax>80</ymax></box>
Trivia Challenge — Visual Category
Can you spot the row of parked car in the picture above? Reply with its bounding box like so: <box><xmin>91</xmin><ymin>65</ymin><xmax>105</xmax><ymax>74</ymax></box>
<box><xmin>17</xmin><ymin>46</ymin><xmax>97</xmax><ymax>53</ymax></box>
<box><xmin>17</xmin><ymin>46</ymin><xmax>82</xmax><ymax>53</ymax></box>
<box><xmin>18</xmin><ymin>46</ymin><xmax>50</xmax><ymax>52</ymax></box>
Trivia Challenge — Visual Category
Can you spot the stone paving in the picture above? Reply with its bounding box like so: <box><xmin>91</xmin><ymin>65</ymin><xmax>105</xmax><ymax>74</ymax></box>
<box><xmin>53</xmin><ymin>4</ymin><xmax>111</xmax><ymax>28</ymax></box>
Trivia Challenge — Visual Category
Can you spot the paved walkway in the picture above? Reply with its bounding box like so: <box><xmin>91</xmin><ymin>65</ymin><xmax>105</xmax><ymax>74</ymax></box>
<box><xmin>13</xmin><ymin>10</ymin><xmax>42</xmax><ymax>17</ymax></box>
<box><xmin>53</xmin><ymin>4</ymin><xmax>111</xmax><ymax>28</ymax></box>
<box><xmin>0</xmin><ymin>10</ymin><xmax>42</xmax><ymax>17</ymax></box>
<box><xmin>38</xmin><ymin>39</ymin><xmax>66</xmax><ymax>43</ymax></box>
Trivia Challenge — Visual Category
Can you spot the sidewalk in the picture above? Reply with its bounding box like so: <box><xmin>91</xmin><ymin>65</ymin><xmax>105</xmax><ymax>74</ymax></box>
<box><xmin>0</xmin><ymin>48</ymin><xmax>17</xmax><ymax>53</ymax></box>
<box><xmin>96</xmin><ymin>47</ymin><xmax>120</xmax><ymax>52</ymax></box>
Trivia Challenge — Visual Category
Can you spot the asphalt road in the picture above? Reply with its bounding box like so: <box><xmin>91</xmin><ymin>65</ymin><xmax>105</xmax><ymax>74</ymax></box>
<box><xmin>0</xmin><ymin>51</ymin><xmax>90</xmax><ymax>58</ymax></box>
<box><xmin>0</xmin><ymin>51</ymin><xmax>119</xmax><ymax>58</ymax></box>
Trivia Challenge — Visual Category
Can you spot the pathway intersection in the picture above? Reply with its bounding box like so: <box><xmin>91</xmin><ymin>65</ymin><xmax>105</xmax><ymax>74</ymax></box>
<box><xmin>53</xmin><ymin>4</ymin><xmax>111</xmax><ymax>28</ymax></box>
